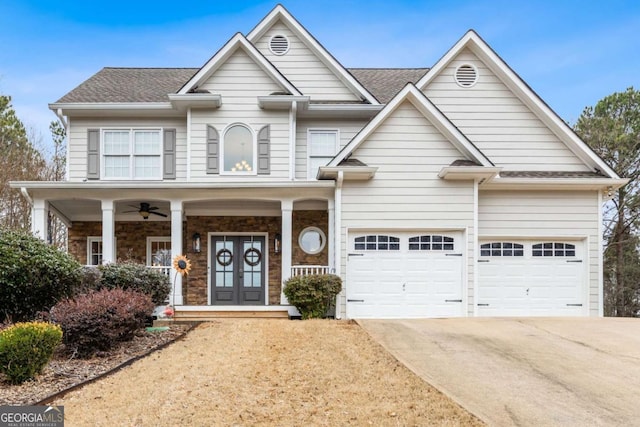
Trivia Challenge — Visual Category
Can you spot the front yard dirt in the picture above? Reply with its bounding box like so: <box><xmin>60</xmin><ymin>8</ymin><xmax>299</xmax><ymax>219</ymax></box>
<box><xmin>51</xmin><ymin>319</ymin><xmax>483</xmax><ymax>426</ymax></box>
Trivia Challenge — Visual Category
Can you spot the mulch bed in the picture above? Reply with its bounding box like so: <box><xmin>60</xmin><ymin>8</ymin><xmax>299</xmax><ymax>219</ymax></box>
<box><xmin>0</xmin><ymin>324</ymin><xmax>191</xmax><ymax>406</ymax></box>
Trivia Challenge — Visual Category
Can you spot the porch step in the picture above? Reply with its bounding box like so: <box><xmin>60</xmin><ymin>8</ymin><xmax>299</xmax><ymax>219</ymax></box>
<box><xmin>173</xmin><ymin>309</ymin><xmax>289</xmax><ymax>321</ymax></box>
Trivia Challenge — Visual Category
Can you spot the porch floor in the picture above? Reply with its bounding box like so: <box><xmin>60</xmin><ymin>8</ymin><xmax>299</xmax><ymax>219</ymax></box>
<box><xmin>171</xmin><ymin>305</ymin><xmax>290</xmax><ymax>321</ymax></box>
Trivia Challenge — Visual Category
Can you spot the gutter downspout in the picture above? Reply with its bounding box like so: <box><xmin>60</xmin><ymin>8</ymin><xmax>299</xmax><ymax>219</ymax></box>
<box><xmin>334</xmin><ymin>171</ymin><xmax>344</xmax><ymax>319</ymax></box>
<box><xmin>55</xmin><ymin>109</ymin><xmax>70</xmax><ymax>180</ymax></box>
<box><xmin>289</xmin><ymin>101</ymin><xmax>297</xmax><ymax>180</ymax></box>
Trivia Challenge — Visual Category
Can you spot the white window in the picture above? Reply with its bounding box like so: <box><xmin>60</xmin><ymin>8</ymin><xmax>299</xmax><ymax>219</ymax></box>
<box><xmin>147</xmin><ymin>237</ymin><xmax>172</xmax><ymax>276</ymax></box>
<box><xmin>87</xmin><ymin>237</ymin><xmax>103</xmax><ymax>266</ymax></box>
<box><xmin>222</xmin><ymin>124</ymin><xmax>255</xmax><ymax>173</ymax></box>
<box><xmin>308</xmin><ymin>130</ymin><xmax>338</xmax><ymax>180</ymax></box>
<box><xmin>103</xmin><ymin>129</ymin><xmax>162</xmax><ymax>179</ymax></box>
<box><xmin>298</xmin><ymin>227</ymin><xmax>326</xmax><ymax>255</ymax></box>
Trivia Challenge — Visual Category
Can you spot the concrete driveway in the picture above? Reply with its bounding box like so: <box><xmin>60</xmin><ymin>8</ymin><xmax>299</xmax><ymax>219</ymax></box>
<box><xmin>359</xmin><ymin>318</ymin><xmax>640</xmax><ymax>426</ymax></box>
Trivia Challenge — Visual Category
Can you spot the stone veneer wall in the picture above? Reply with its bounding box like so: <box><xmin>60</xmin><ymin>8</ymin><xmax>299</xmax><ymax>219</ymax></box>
<box><xmin>67</xmin><ymin>210</ymin><xmax>328</xmax><ymax>306</ymax></box>
<box><xmin>292</xmin><ymin>210</ymin><xmax>329</xmax><ymax>267</ymax></box>
<box><xmin>68</xmin><ymin>221</ymin><xmax>174</xmax><ymax>264</ymax></box>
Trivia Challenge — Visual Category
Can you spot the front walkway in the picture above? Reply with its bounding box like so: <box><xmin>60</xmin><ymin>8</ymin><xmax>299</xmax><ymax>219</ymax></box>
<box><xmin>359</xmin><ymin>317</ymin><xmax>640</xmax><ymax>426</ymax></box>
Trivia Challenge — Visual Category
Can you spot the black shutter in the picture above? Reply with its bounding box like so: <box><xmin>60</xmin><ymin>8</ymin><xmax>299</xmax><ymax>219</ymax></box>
<box><xmin>257</xmin><ymin>125</ymin><xmax>270</xmax><ymax>175</ymax></box>
<box><xmin>163</xmin><ymin>128</ymin><xmax>176</xmax><ymax>179</ymax></box>
<box><xmin>87</xmin><ymin>129</ymin><xmax>100</xmax><ymax>179</ymax></box>
<box><xmin>207</xmin><ymin>125</ymin><xmax>219</xmax><ymax>174</ymax></box>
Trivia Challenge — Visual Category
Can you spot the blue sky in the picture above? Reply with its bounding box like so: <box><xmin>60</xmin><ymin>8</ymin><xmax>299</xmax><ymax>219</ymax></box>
<box><xmin>1</xmin><ymin>0</ymin><xmax>639</xmax><ymax>151</ymax></box>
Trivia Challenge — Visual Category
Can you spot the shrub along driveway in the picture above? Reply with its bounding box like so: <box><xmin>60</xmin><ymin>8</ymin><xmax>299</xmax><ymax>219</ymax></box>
<box><xmin>359</xmin><ymin>317</ymin><xmax>640</xmax><ymax>426</ymax></box>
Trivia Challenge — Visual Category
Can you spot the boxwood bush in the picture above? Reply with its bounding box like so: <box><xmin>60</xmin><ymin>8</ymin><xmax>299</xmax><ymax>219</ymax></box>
<box><xmin>98</xmin><ymin>262</ymin><xmax>171</xmax><ymax>305</ymax></box>
<box><xmin>50</xmin><ymin>288</ymin><xmax>154</xmax><ymax>358</ymax></box>
<box><xmin>0</xmin><ymin>321</ymin><xmax>63</xmax><ymax>384</ymax></box>
<box><xmin>0</xmin><ymin>229</ymin><xmax>81</xmax><ymax>322</ymax></box>
<box><xmin>283</xmin><ymin>274</ymin><xmax>342</xmax><ymax>319</ymax></box>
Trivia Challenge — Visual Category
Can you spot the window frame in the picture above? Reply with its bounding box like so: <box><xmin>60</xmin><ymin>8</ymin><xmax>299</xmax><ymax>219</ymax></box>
<box><xmin>409</xmin><ymin>235</ymin><xmax>455</xmax><ymax>251</ymax></box>
<box><xmin>532</xmin><ymin>242</ymin><xmax>577</xmax><ymax>257</ymax></box>
<box><xmin>146</xmin><ymin>236</ymin><xmax>172</xmax><ymax>266</ymax></box>
<box><xmin>354</xmin><ymin>235</ymin><xmax>401</xmax><ymax>251</ymax></box>
<box><xmin>480</xmin><ymin>242</ymin><xmax>525</xmax><ymax>257</ymax></box>
<box><xmin>101</xmin><ymin>128</ymin><xmax>163</xmax><ymax>180</ymax></box>
<box><xmin>307</xmin><ymin>129</ymin><xmax>339</xmax><ymax>180</ymax></box>
<box><xmin>87</xmin><ymin>236</ymin><xmax>103</xmax><ymax>266</ymax></box>
<box><xmin>220</xmin><ymin>123</ymin><xmax>257</xmax><ymax>175</ymax></box>
<box><xmin>298</xmin><ymin>226</ymin><xmax>326</xmax><ymax>255</ymax></box>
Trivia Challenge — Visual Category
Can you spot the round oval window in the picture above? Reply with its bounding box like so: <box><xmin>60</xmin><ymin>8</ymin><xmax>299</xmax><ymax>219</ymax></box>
<box><xmin>298</xmin><ymin>226</ymin><xmax>326</xmax><ymax>255</ymax></box>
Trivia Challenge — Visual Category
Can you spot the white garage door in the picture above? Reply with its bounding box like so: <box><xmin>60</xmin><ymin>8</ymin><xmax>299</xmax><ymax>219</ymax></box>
<box><xmin>347</xmin><ymin>231</ymin><xmax>464</xmax><ymax>319</ymax></box>
<box><xmin>478</xmin><ymin>240</ymin><xmax>585</xmax><ymax>316</ymax></box>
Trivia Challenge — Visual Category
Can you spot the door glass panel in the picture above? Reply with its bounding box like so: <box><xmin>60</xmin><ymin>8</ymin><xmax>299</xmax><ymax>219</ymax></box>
<box><xmin>215</xmin><ymin>239</ymin><xmax>234</xmax><ymax>288</ymax></box>
<box><xmin>243</xmin><ymin>240</ymin><xmax>262</xmax><ymax>288</ymax></box>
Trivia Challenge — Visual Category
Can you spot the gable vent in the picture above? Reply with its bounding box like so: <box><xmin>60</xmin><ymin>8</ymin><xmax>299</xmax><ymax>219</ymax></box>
<box><xmin>454</xmin><ymin>64</ymin><xmax>478</xmax><ymax>87</ymax></box>
<box><xmin>269</xmin><ymin>35</ymin><xmax>289</xmax><ymax>55</ymax></box>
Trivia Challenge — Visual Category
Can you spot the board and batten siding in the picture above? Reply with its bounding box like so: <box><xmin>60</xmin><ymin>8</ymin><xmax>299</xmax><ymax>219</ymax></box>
<box><xmin>423</xmin><ymin>48</ymin><xmax>590</xmax><ymax>172</ymax></box>
<box><xmin>295</xmin><ymin>119</ymin><xmax>368</xmax><ymax>180</ymax></box>
<box><xmin>254</xmin><ymin>21</ymin><xmax>360</xmax><ymax>102</ymax></box>
<box><xmin>67</xmin><ymin>117</ymin><xmax>187</xmax><ymax>181</ymax></box>
<box><xmin>478</xmin><ymin>190</ymin><xmax>601</xmax><ymax>315</ymax></box>
<box><xmin>337</xmin><ymin>101</ymin><xmax>476</xmax><ymax>317</ymax></box>
<box><xmin>190</xmin><ymin>48</ymin><xmax>290</xmax><ymax>179</ymax></box>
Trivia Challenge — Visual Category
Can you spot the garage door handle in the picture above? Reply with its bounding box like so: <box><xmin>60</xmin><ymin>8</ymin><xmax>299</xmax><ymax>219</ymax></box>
<box><xmin>445</xmin><ymin>253</ymin><xmax>463</xmax><ymax>257</ymax></box>
<box><xmin>566</xmin><ymin>260</ymin><xmax>583</xmax><ymax>263</ymax></box>
<box><xmin>445</xmin><ymin>299</ymin><xmax>462</xmax><ymax>303</ymax></box>
<box><xmin>347</xmin><ymin>299</ymin><xmax>365</xmax><ymax>303</ymax></box>
<box><xmin>566</xmin><ymin>303</ymin><xmax>583</xmax><ymax>306</ymax></box>
<box><xmin>477</xmin><ymin>303</ymin><xmax>489</xmax><ymax>306</ymax></box>
<box><xmin>348</xmin><ymin>253</ymin><xmax>364</xmax><ymax>257</ymax></box>
<box><xmin>478</xmin><ymin>260</ymin><xmax>490</xmax><ymax>263</ymax></box>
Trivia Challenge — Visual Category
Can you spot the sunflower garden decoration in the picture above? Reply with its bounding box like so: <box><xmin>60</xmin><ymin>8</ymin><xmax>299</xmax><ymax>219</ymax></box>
<box><xmin>167</xmin><ymin>255</ymin><xmax>192</xmax><ymax>319</ymax></box>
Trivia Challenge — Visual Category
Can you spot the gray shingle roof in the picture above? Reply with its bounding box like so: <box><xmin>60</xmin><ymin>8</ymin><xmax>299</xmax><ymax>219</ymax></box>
<box><xmin>500</xmin><ymin>171</ymin><xmax>605</xmax><ymax>178</ymax></box>
<box><xmin>348</xmin><ymin>68</ymin><xmax>429</xmax><ymax>103</ymax></box>
<box><xmin>55</xmin><ymin>67</ymin><xmax>429</xmax><ymax>104</ymax></box>
<box><xmin>56</xmin><ymin>68</ymin><xmax>198</xmax><ymax>103</ymax></box>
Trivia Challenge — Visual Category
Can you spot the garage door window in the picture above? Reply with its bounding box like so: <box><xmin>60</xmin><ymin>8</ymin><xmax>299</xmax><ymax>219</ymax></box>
<box><xmin>409</xmin><ymin>235</ymin><xmax>454</xmax><ymax>251</ymax></box>
<box><xmin>480</xmin><ymin>242</ymin><xmax>524</xmax><ymax>257</ymax></box>
<box><xmin>354</xmin><ymin>235</ymin><xmax>400</xmax><ymax>251</ymax></box>
<box><xmin>532</xmin><ymin>242</ymin><xmax>576</xmax><ymax>257</ymax></box>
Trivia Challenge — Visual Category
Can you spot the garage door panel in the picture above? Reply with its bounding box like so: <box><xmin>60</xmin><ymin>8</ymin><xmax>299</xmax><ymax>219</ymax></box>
<box><xmin>347</xmin><ymin>231</ymin><xmax>464</xmax><ymax>319</ymax></box>
<box><xmin>478</xmin><ymin>240</ymin><xmax>585</xmax><ymax>317</ymax></box>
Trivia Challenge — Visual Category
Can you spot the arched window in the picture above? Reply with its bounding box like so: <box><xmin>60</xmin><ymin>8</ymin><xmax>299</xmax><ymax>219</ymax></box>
<box><xmin>223</xmin><ymin>124</ymin><xmax>254</xmax><ymax>173</ymax></box>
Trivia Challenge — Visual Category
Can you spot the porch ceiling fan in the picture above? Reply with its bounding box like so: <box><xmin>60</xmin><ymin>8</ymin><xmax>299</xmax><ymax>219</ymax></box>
<box><xmin>124</xmin><ymin>202</ymin><xmax>168</xmax><ymax>219</ymax></box>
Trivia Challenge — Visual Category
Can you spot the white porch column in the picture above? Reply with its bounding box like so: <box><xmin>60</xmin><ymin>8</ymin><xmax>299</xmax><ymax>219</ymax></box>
<box><xmin>32</xmin><ymin>199</ymin><xmax>49</xmax><ymax>241</ymax></box>
<box><xmin>328</xmin><ymin>198</ymin><xmax>335</xmax><ymax>274</ymax></box>
<box><xmin>170</xmin><ymin>200</ymin><xmax>184</xmax><ymax>305</ymax></box>
<box><xmin>101</xmin><ymin>200</ymin><xmax>115</xmax><ymax>264</ymax></box>
<box><xmin>280</xmin><ymin>198</ymin><xmax>293</xmax><ymax>304</ymax></box>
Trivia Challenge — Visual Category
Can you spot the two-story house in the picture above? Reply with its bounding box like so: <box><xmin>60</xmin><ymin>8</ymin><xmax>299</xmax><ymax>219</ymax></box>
<box><xmin>12</xmin><ymin>5</ymin><xmax>626</xmax><ymax>319</ymax></box>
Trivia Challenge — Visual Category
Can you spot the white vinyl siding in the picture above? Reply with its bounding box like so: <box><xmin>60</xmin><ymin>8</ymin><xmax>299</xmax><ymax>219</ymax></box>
<box><xmin>190</xmin><ymin>48</ymin><xmax>290</xmax><ymax>179</ymax></box>
<box><xmin>338</xmin><ymin>101</ymin><xmax>476</xmax><ymax>317</ymax></box>
<box><xmin>254</xmin><ymin>21</ymin><xmax>360</xmax><ymax>101</ymax></box>
<box><xmin>68</xmin><ymin>118</ymin><xmax>186</xmax><ymax>181</ymax></box>
<box><xmin>295</xmin><ymin>119</ymin><xmax>367</xmax><ymax>180</ymax></box>
<box><xmin>478</xmin><ymin>190</ymin><xmax>600</xmax><ymax>315</ymax></box>
<box><xmin>423</xmin><ymin>48</ymin><xmax>591</xmax><ymax>172</ymax></box>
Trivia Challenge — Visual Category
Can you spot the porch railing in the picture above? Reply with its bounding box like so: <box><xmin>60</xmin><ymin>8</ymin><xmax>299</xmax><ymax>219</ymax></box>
<box><xmin>291</xmin><ymin>265</ymin><xmax>330</xmax><ymax>277</ymax></box>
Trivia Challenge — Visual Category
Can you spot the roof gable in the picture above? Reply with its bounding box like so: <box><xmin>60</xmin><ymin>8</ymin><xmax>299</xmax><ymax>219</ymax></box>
<box><xmin>416</xmin><ymin>30</ymin><xmax>620</xmax><ymax>179</ymax></box>
<box><xmin>178</xmin><ymin>32</ymin><xmax>300</xmax><ymax>96</ymax></box>
<box><xmin>247</xmin><ymin>5</ymin><xmax>379</xmax><ymax>104</ymax></box>
<box><xmin>329</xmin><ymin>83</ymin><xmax>493</xmax><ymax>167</ymax></box>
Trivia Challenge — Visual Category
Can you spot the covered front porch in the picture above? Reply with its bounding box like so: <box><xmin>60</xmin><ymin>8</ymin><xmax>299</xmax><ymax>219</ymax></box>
<box><xmin>17</xmin><ymin>182</ymin><xmax>337</xmax><ymax>317</ymax></box>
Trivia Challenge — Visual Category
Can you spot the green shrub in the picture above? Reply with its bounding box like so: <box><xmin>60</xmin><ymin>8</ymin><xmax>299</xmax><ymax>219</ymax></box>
<box><xmin>0</xmin><ymin>321</ymin><xmax>62</xmax><ymax>384</ymax></box>
<box><xmin>98</xmin><ymin>262</ymin><xmax>170</xmax><ymax>304</ymax></box>
<box><xmin>50</xmin><ymin>288</ymin><xmax>154</xmax><ymax>358</ymax></box>
<box><xmin>284</xmin><ymin>274</ymin><xmax>342</xmax><ymax>319</ymax></box>
<box><xmin>0</xmin><ymin>229</ymin><xmax>82</xmax><ymax>322</ymax></box>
